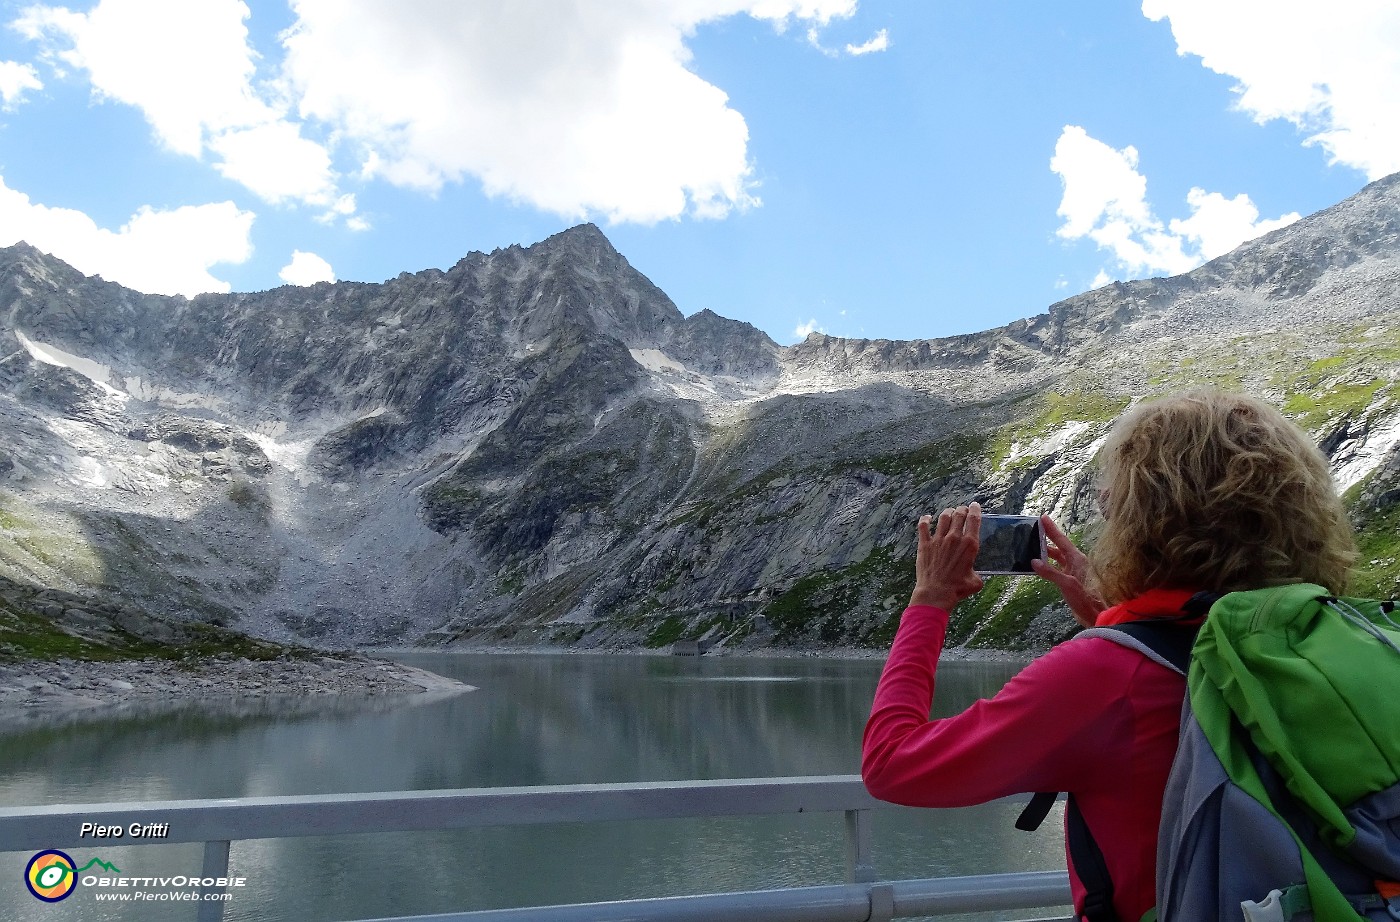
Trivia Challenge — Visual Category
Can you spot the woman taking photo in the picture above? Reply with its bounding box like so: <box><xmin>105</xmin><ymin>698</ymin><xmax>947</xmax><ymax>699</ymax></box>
<box><xmin>861</xmin><ymin>389</ymin><xmax>1357</xmax><ymax>921</ymax></box>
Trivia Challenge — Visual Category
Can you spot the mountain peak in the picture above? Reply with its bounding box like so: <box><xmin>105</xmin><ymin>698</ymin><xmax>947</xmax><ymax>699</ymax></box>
<box><xmin>537</xmin><ymin>222</ymin><xmax>617</xmax><ymax>254</ymax></box>
<box><xmin>1</xmin><ymin>240</ymin><xmax>61</xmax><ymax>270</ymax></box>
<box><xmin>0</xmin><ymin>240</ymin><xmax>91</xmax><ymax>292</ymax></box>
<box><xmin>3</xmin><ymin>240</ymin><xmax>42</xmax><ymax>257</ymax></box>
<box><xmin>512</xmin><ymin>223</ymin><xmax>633</xmax><ymax>284</ymax></box>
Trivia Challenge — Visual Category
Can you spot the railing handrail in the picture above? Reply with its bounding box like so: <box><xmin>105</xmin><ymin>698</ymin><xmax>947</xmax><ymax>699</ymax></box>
<box><xmin>353</xmin><ymin>873</ymin><xmax>1075</xmax><ymax>922</ymax></box>
<box><xmin>0</xmin><ymin>774</ymin><xmax>896</xmax><ymax>851</ymax></box>
<box><xmin>0</xmin><ymin>775</ymin><xmax>1072</xmax><ymax>922</ymax></box>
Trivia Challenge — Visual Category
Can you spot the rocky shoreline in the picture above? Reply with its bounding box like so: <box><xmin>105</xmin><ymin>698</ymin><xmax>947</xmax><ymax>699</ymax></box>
<box><xmin>0</xmin><ymin>652</ymin><xmax>472</xmax><ymax>733</ymax></box>
<box><xmin>0</xmin><ymin>575</ymin><xmax>476</xmax><ymax>732</ymax></box>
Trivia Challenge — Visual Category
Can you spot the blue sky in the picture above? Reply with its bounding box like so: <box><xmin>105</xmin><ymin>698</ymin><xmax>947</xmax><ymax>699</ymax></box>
<box><xmin>0</xmin><ymin>1</ymin><xmax>1394</xmax><ymax>344</ymax></box>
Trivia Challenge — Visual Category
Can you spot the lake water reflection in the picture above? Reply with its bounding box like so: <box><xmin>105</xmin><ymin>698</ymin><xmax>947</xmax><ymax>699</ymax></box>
<box><xmin>0</xmin><ymin>652</ymin><xmax>1067</xmax><ymax>921</ymax></box>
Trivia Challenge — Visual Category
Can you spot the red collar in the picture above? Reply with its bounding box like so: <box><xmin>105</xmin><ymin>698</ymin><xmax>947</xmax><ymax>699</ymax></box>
<box><xmin>1095</xmin><ymin>588</ymin><xmax>1203</xmax><ymax>626</ymax></box>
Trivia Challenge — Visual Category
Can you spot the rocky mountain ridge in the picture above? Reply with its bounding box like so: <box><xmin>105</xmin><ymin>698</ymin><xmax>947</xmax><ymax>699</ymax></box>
<box><xmin>2</xmin><ymin>173</ymin><xmax>1399</xmax><ymax>653</ymax></box>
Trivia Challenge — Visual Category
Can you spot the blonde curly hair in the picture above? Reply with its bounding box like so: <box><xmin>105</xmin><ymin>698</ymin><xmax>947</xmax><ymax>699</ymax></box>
<box><xmin>1090</xmin><ymin>389</ymin><xmax>1357</xmax><ymax>604</ymax></box>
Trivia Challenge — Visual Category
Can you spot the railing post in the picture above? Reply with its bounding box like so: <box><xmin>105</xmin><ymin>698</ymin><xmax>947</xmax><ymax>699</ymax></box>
<box><xmin>196</xmin><ymin>839</ymin><xmax>231</xmax><ymax>922</ymax></box>
<box><xmin>844</xmin><ymin>808</ymin><xmax>875</xmax><ymax>883</ymax></box>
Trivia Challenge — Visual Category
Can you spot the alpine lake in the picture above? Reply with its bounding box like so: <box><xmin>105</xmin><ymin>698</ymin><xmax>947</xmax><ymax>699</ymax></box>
<box><xmin>0</xmin><ymin>650</ymin><xmax>1068</xmax><ymax>921</ymax></box>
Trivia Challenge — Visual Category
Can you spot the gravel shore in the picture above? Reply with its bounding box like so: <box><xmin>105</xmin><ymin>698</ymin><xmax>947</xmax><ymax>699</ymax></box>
<box><xmin>0</xmin><ymin>653</ymin><xmax>471</xmax><ymax>732</ymax></box>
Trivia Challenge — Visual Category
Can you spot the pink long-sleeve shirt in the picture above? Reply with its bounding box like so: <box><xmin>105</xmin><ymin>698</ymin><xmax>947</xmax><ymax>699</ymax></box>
<box><xmin>862</xmin><ymin>594</ymin><xmax>1191</xmax><ymax>922</ymax></box>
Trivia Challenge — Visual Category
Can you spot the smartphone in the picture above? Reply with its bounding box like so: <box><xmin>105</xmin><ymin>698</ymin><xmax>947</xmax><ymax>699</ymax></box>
<box><xmin>974</xmin><ymin>514</ymin><xmax>1046</xmax><ymax>576</ymax></box>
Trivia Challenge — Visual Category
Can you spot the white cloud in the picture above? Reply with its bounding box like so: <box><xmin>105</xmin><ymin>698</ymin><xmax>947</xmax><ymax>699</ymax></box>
<box><xmin>279</xmin><ymin>0</ymin><xmax>856</xmax><ymax>223</ymax></box>
<box><xmin>17</xmin><ymin>0</ymin><xmax>346</xmax><ymax>213</ymax></box>
<box><xmin>1050</xmin><ymin>125</ymin><xmax>1298</xmax><ymax>280</ymax></box>
<box><xmin>313</xmin><ymin>193</ymin><xmax>360</xmax><ymax>226</ymax></box>
<box><xmin>807</xmin><ymin>21</ymin><xmax>886</xmax><ymax>58</ymax></box>
<box><xmin>208</xmin><ymin>121</ymin><xmax>338</xmax><ymax>206</ymax></box>
<box><xmin>750</xmin><ymin>0</ymin><xmax>855</xmax><ymax>25</ymax></box>
<box><xmin>845</xmin><ymin>29</ymin><xmax>889</xmax><ymax>56</ymax></box>
<box><xmin>16</xmin><ymin>0</ymin><xmax>267</xmax><ymax>155</ymax></box>
<box><xmin>1168</xmin><ymin>187</ymin><xmax>1298</xmax><ymax>259</ymax></box>
<box><xmin>0</xmin><ymin>174</ymin><xmax>254</xmax><ymax>296</ymax></box>
<box><xmin>1142</xmin><ymin>0</ymin><xmax>1400</xmax><ymax>180</ymax></box>
<box><xmin>13</xmin><ymin>0</ymin><xmax>864</xmax><ymax>226</ymax></box>
<box><xmin>278</xmin><ymin>249</ymin><xmax>335</xmax><ymax>286</ymax></box>
<box><xmin>794</xmin><ymin>318</ymin><xmax>824</xmax><ymax>339</ymax></box>
<box><xmin>0</xmin><ymin>60</ymin><xmax>42</xmax><ymax>108</ymax></box>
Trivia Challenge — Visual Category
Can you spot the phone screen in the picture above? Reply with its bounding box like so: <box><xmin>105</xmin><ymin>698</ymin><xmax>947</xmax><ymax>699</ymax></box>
<box><xmin>974</xmin><ymin>515</ymin><xmax>1044</xmax><ymax>575</ymax></box>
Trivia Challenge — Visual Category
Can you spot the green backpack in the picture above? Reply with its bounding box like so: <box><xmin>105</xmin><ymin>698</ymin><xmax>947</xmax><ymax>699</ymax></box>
<box><xmin>1039</xmin><ymin>584</ymin><xmax>1400</xmax><ymax>922</ymax></box>
<box><xmin>1153</xmin><ymin>584</ymin><xmax>1400</xmax><ymax>922</ymax></box>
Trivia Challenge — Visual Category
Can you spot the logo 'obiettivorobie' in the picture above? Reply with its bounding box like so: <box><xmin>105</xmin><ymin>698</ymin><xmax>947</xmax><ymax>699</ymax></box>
<box><xmin>24</xmin><ymin>851</ymin><xmax>123</xmax><ymax>902</ymax></box>
<box><xmin>25</xmin><ymin>850</ymin><xmax>77</xmax><ymax>902</ymax></box>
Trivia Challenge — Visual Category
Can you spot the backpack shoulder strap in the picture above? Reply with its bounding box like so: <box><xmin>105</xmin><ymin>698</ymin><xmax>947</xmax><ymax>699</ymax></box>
<box><xmin>1066</xmin><ymin>793</ymin><xmax>1118</xmax><ymax>922</ymax></box>
<box><xmin>1078</xmin><ymin>590</ymin><xmax>1218</xmax><ymax>675</ymax></box>
<box><xmin>1078</xmin><ymin>621</ymin><xmax>1195</xmax><ymax>676</ymax></box>
<box><xmin>1015</xmin><ymin>598</ymin><xmax>1215</xmax><ymax>921</ymax></box>
<box><xmin>1017</xmin><ymin>610</ymin><xmax>1207</xmax><ymax>830</ymax></box>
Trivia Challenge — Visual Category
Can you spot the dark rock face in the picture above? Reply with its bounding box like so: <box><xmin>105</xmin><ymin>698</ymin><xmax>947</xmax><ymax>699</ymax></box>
<box><xmin>1</xmin><ymin>176</ymin><xmax>1399</xmax><ymax>652</ymax></box>
<box><xmin>664</xmin><ymin>308</ymin><xmax>781</xmax><ymax>380</ymax></box>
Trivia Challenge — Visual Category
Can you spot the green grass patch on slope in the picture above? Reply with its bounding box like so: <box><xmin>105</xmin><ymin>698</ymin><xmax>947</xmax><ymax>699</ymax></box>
<box><xmin>1146</xmin><ymin>349</ymin><xmax>1248</xmax><ymax>392</ymax></box>
<box><xmin>1349</xmin><ymin>502</ymin><xmax>1400</xmax><ymax>600</ymax></box>
<box><xmin>0</xmin><ymin>494</ymin><xmax>107</xmax><ymax>586</ymax></box>
<box><xmin>853</xmin><ymin>433</ymin><xmax>989</xmax><ymax>481</ymax></box>
<box><xmin>644</xmin><ymin>615</ymin><xmax>687</xmax><ymax>648</ymax></box>
<box><xmin>674</xmin><ymin>432</ymin><xmax>988</xmax><ymax>539</ymax></box>
<box><xmin>1269</xmin><ymin>328</ymin><xmax>1400</xmax><ymax>432</ymax></box>
<box><xmin>1284</xmin><ymin>378</ymin><xmax>1389</xmax><ymax>432</ymax></box>
<box><xmin>943</xmin><ymin>578</ymin><xmax>1008</xmax><ymax>646</ymax></box>
<box><xmin>965</xmin><ymin>578</ymin><xmax>1061</xmax><ymax>650</ymax></box>
<box><xmin>0</xmin><ymin>604</ymin><xmax>143</xmax><ymax>661</ymax></box>
<box><xmin>763</xmin><ymin>546</ymin><xmax>912</xmax><ymax>645</ymax></box>
<box><xmin>986</xmin><ymin>391</ymin><xmax>1130</xmax><ymax>471</ymax></box>
<box><xmin>0</xmin><ymin>592</ymin><xmax>299</xmax><ymax>665</ymax></box>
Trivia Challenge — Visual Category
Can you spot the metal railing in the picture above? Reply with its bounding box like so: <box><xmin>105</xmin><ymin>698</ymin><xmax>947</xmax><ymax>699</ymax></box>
<box><xmin>0</xmin><ymin>775</ymin><xmax>1072</xmax><ymax>922</ymax></box>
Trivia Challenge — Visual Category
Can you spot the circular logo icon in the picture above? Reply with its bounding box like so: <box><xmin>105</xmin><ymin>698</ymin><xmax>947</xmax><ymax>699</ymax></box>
<box><xmin>25</xmin><ymin>850</ymin><xmax>78</xmax><ymax>902</ymax></box>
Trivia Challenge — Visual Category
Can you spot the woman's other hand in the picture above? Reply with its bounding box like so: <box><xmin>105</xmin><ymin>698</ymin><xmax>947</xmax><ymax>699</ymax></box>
<box><xmin>1030</xmin><ymin>515</ymin><xmax>1106</xmax><ymax>627</ymax></box>
<box><xmin>909</xmin><ymin>503</ymin><xmax>985</xmax><ymax>611</ymax></box>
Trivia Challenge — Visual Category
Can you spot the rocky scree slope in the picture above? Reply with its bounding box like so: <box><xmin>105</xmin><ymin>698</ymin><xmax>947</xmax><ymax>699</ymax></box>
<box><xmin>2</xmin><ymin>176</ymin><xmax>1399</xmax><ymax>654</ymax></box>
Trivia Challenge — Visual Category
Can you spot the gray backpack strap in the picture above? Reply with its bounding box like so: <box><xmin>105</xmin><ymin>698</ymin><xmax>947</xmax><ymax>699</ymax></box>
<box><xmin>1078</xmin><ymin>624</ymin><xmax>1192</xmax><ymax>676</ymax></box>
<box><xmin>1077</xmin><ymin>592</ymin><xmax>1216</xmax><ymax>676</ymax></box>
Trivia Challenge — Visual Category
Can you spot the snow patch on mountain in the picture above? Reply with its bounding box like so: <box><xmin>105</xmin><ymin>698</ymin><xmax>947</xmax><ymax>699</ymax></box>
<box><xmin>15</xmin><ymin>331</ymin><xmax>123</xmax><ymax>398</ymax></box>
<box><xmin>629</xmin><ymin>348</ymin><xmax>685</xmax><ymax>374</ymax></box>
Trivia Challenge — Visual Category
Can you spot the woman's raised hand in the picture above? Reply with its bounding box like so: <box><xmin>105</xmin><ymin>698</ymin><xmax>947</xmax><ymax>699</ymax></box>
<box><xmin>909</xmin><ymin>502</ymin><xmax>985</xmax><ymax>612</ymax></box>
<box><xmin>1030</xmin><ymin>515</ymin><xmax>1106</xmax><ymax>627</ymax></box>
